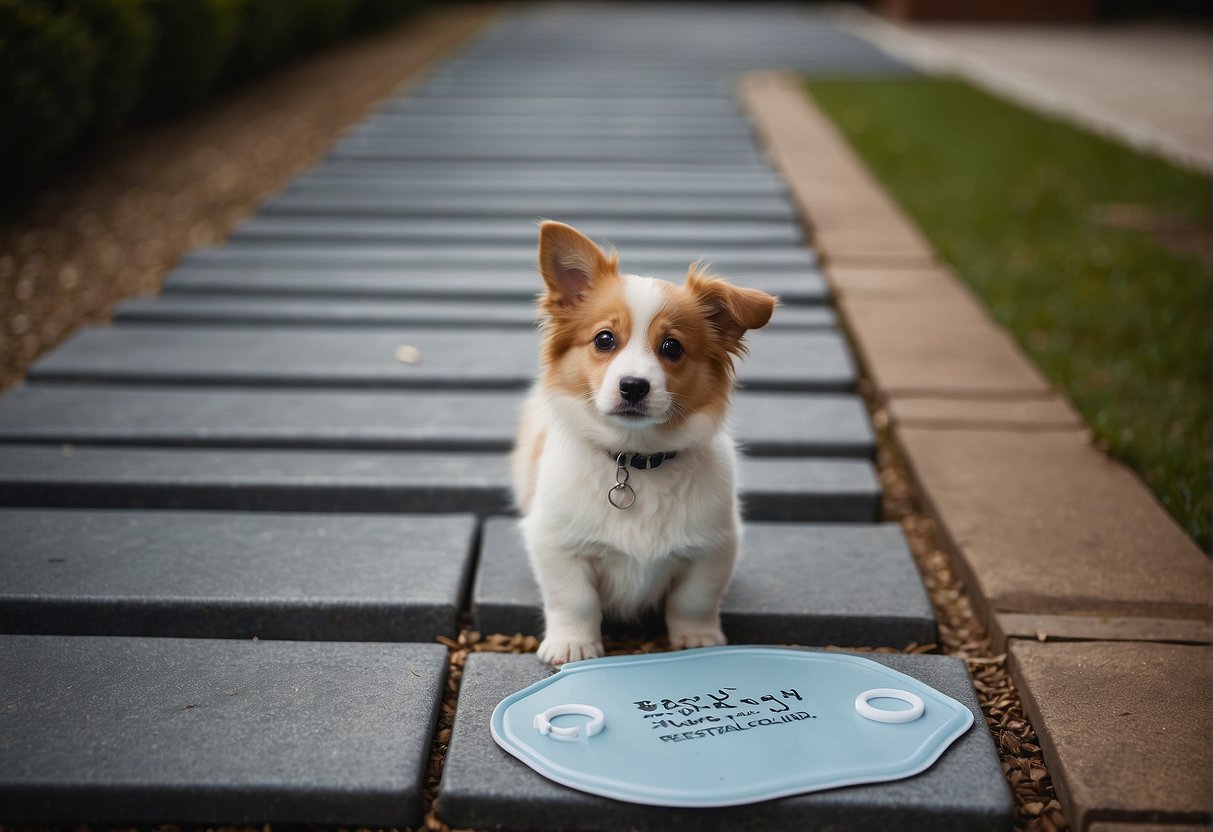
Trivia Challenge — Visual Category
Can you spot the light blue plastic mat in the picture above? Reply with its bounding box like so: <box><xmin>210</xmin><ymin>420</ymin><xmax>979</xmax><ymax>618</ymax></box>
<box><xmin>491</xmin><ymin>646</ymin><xmax>974</xmax><ymax>807</ymax></box>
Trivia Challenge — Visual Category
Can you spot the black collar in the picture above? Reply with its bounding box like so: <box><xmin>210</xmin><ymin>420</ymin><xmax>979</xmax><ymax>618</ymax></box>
<box><xmin>610</xmin><ymin>450</ymin><xmax>678</xmax><ymax>470</ymax></box>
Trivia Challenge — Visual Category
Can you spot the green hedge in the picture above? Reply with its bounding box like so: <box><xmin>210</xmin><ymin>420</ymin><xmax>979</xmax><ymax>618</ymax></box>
<box><xmin>58</xmin><ymin>0</ymin><xmax>154</xmax><ymax>139</ymax></box>
<box><xmin>138</xmin><ymin>0</ymin><xmax>242</xmax><ymax>119</ymax></box>
<box><xmin>350</xmin><ymin>0</ymin><xmax>423</xmax><ymax>32</ymax></box>
<box><xmin>1</xmin><ymin>0</ymin><xmax>425</xmax><ymax>191</ymax></box>
<box><xmin>223</xmin><ymin>0</ymin><xmax>297</xmax><ymax>86</ymax></box>
<box><xmin>294</xmin><ymin>0</ymin><xmax>356</xmax><ymax>53</ymax></box>
<box><xmin>0</xmin><ymin>1</ymin><xmax>98</xmax><ymax>180</ymax></box>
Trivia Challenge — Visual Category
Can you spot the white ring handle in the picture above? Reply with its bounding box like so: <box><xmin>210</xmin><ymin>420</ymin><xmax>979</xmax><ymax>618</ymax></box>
<box><xmin>533</xmin><ymin>704</ymin><xmax>605</xmax><ymax>741</ymax></box>
<box><xmin>855</xmin><ymin>688</ymin><xmax>925</xmax><ymax>724</ymax></box>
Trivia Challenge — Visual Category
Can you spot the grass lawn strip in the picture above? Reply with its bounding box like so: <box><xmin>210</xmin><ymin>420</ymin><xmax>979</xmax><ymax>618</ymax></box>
<box><xmin>807</xmin><ymin>76</ymin><xmax>1211</xmax><ymax>551</ymax></box>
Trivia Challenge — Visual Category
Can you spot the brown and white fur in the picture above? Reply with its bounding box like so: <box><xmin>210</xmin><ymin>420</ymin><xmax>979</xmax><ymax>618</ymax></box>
<box><xmin>512</xmin><ymin>221</ymin><xmax>777</xmax><ymax>666</ymax></box>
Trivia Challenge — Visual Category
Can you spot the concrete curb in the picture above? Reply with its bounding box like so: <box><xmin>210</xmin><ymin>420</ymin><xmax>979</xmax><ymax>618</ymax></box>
<box><xmin>741</xmin><ymin>70</ymin><xmax>1211</xmax><ymax>831</ymax></box>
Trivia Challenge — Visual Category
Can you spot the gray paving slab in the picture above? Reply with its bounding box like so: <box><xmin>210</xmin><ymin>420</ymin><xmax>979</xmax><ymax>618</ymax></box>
<box><xmin>293</xmin><ymin>164</ymin><xmax>790</xmax><ymax>195</ymax></box>
<box><xmin>163</xmin><ymin>265</ymin><xmax>830</xmax><ymax>304</ymax></box>
<box><xmin>28</xmin><ymin>326</ymin><xmax>856</xmax><ymax>392</ymax></box>
<box><xmin>424</xmin><ymin>64</ymin><xmax>729</xmax><ymax>79</ymax></box>
<box><xmin>317</xmin><ymin>158</ymin><xmax>743</xmax><ymax>174</ymax></box>
<box><xmin>118</xmin><ymin>295</ymin><xmax>551</xmax><ymax>327</ymax></box>
<box><xmin>409</xmin><ymin>89</ymin><xmax>732</xmax><ymax>102</ymax></box>
<box><xmin>0</xmin><ymin>509</ymin><xmax>475</xmax><ymax>641</ymax></box>
<box><xmin>414</xmin><ymin>77</ymin><xmax>728</xmax><ymax>97</ymax></box>
<box><xmin>0</xmin><ymin>635</ymin><xmax>447</xmax><ymax>825</ymax></box>
<box><xmin>330</xmin><ymin>146</ymin><xmax>765</xmax><ymax>166</ymax></box>
<box><xmin>113</xmin><ymin>295</ymin><xmax>837</xmax><ymax>329</ymax></box>
<box><xmin>410</xmin><ymin>88</ymin><xmax>733</xmax><ymax>102</ymax></box>
<box><xmin>450</xmin><ymin>34</ymin><xmax>901</xmax><ymax>64</ymax></box>
<box><xmin>375</xmin><ymin>82</ymin><xmax>737</xmax><ymax>96</ymax></box>
<box><xmin>0</xmin><ymin>445</ymin><xmax>515</xmax><ymax>514</ymax></box>
<box><xmin>332</xmin><ymin>136</ymin><xmax>762</xmax><ymax>160</ymax></box>
<box><xmin>429</xmin><ymin>59</ymin><xmax>731</xmax><ymax>74</ymax></box>
<box><xmin>739</xmin><ymin>458</ymin><xmax>881</xmax><ymax>522</ymax></box>
<box><xmin>180</xmin><ymin>242</ymin><xmax>820</xmax><ymax>273</ymax></box>
<box><xmin>228</xmin><ymin>217</ymin><xmax>802</xmax><ymax>247</ymax></box>
<box><xmin>0</xmin><ymin>445</ymin><xmax>879</xmax><ymax>521</ymax></box>
<box><xmin>382</xmin><ymin>96</ymin><xmax>743</xmax><ymax>116</ymax></box>
<box><xmin>260</xmin><ymin>191</ymin><xmax>799</xmax><ymax>222</ymax></box>
<box><xmin>454</xmin><ymin>50</ymin><xmax>907</xmax><ymax>76</ymax></box>
<box><xmin>438</xmin><ymin>651</ymin><xmax>1009</xmax><ymax>831</ymax></box>
<box><xmin>473</xmin><ymin>519</ymin><xmax>935</xmax><ymax>647</ymax></box>
<box><xmin>336</xmin><ymin>132</ymin><xmax>757</xmax><ymax>152</ymax></box>
<box><xmin>450</xmin><ymin>6</ymin><xmax>911</xmax><ymax>73</ymax></box>
<box><xmin>348</xmin><ymin>118</ymin><xmax>756</xmax><ymax>138</ymax></box>
<box><xmin>0</xmin><ymin>387</ymin><xmax>873</xmax><ymax>457</ymax></box>
<box><xmin>417</xmin><ymin>71</ymin><xmax>728</xmax><ymax>85</ymax></box>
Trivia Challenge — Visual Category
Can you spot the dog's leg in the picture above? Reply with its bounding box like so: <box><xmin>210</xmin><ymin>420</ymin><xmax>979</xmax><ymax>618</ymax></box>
<box><xmin>665</xmin><ymin>541</ymin><xmax>736</xmax><ymax>649</ymax></box>
<box><xmin>529</xmin><ymin>540</ymin><xmax>605</xmax><ymax>665</ymax></box>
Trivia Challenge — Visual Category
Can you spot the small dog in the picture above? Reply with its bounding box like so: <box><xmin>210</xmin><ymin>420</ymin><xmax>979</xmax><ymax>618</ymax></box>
<box><xmin>512</xmin><ymin>221</ymin><xmax>777</xmax><ymax>665</ymax></box>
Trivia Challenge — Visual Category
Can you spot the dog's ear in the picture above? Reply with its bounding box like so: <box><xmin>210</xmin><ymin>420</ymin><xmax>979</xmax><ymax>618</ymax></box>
<box><xmin>538</xmin><ymin>221</ymin><xmax>618</xmax><ymax>310</ymax></box>
<box><xmin>687</xmin><ymin>265</ymin><xmax>778</xmax><ymax>355</ymax></box>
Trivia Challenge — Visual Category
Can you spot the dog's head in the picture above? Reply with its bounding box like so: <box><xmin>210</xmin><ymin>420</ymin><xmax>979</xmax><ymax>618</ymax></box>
<box><xmin>535</xmin><ymin>221</ymin><xmax>777</xmax><ymax>450</ymax></box>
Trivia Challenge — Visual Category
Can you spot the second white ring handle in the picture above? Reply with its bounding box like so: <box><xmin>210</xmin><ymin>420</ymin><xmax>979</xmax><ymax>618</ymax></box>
<box><xmin>855</xmin><ymin>688</ymin><xmax>925</xmax><ymax>724</ymax></box>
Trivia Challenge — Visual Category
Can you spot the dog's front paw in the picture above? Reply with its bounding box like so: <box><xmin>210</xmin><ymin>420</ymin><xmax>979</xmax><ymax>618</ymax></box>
<box><xmin>668</xmin><ymin>623</ymin><xmax>728</xmax><ymax>650</ymax></box>
<box><xmin>537</xmin><ymin>636</ymin><xmax>604</xmax><ymax>666</ymax></box>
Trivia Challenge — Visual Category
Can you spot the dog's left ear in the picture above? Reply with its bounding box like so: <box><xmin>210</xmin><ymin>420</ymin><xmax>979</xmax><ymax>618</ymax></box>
<box><xmin>687</xmin><ymin>266</ymin><xmax>778</xmax><ymax>355</ymax></box>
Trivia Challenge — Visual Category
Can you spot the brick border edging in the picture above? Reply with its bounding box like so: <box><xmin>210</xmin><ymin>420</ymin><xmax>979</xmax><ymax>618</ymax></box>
<box><xmin>740</xmin><ymin>71</ymin><xmax>1211</xmax><ymax>830</ymax></box>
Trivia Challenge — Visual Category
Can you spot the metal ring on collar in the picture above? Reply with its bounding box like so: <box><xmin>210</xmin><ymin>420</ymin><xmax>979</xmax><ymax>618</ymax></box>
<box><xmin>854</xmin><ymin>688</ymin><xmax>925</xmax><ymax>724</ymax></box>
<box><xmin>608</xmin><ymin>482</ymin><xmax>636</xmax><ymax>509</ymax></box>
<box><xmin>533</xmin><ymin>704</ymin><xmax>606</xmax><ymax>741</ymax></box>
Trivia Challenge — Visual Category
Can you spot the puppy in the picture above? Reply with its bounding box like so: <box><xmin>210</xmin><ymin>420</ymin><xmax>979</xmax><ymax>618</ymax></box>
<box><xmin>512</xmin><ymin>221</ymin><xmax>777</xmax><ymax>666</ymax></box>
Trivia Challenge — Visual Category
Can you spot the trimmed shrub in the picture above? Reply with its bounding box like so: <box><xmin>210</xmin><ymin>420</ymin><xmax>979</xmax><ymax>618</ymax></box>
<box><xmin>349</xmin><ymin>0</ymin><xmax>423</xmax><ymax>32</ymax></box>
<box><xmin>0</xmin><ymin>0</ymin><xmax>429</xmax><ymax>196</ymax></box>
<box><xmin>57</xmin><ymin>0</ymin><xmax>155</xmax><ymax>140</ymax></box>
<box><xmin>137</xmin><ymin>0</ymin><xmax>242</xmax><ymax>119</ymax></box>
<box><xmin>293</xmin><ymin>0</ymin><xmax>356</xmax><ymax>52</ymax></box>
<box><xmin>223</xmin><ymin>0</ymin><xmax>297</xmax><ymax>86</ymax></box>
<box><xmin>0</xmin><ymin>0</ymin><xmax>98</xmax><ymax>185</ymax></box>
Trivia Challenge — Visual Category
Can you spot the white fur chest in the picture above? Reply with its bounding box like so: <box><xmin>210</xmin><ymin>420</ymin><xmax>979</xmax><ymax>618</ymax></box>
<box><xmin>528</xmin><ymin>419</ymin><xmax>738</xmax><ymax>563</ymax></box>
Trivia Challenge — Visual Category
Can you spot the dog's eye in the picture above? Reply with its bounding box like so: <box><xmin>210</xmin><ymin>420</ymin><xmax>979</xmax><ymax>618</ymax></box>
<box><xmin>594</xmin><ymin>330</ymin><xmax>616</xmax><ymax>351</ymax></box>
<box><xmin>660</xmin><ymin>338</ymin><xmax>684</xmax><ymax>360</ymax></box>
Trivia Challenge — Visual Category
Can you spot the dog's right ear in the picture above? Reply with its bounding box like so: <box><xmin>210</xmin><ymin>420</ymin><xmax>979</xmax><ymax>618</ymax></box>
<box><xmin>538</xmin><ymin>221</ymin><xmax>618</xmax><ymax>310</ymax></box>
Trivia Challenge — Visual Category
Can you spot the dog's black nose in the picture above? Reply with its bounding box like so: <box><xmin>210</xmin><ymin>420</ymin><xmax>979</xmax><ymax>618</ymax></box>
<box><xmin>619</xmin><ymin>376</ymin><xmax>650</xmax><ymax>404</ymax></box>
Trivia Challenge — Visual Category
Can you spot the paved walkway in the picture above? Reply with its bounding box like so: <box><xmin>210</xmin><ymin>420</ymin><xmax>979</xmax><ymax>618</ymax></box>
<box><xmin>839</xmin><ymin>10</ymin><xmax>1213</xmax><ymax>171</ymax></box>
<box><xmin>1</xmin><ymin>3</ymin><xmax>1208</xmax><ymax>831</ymax></box>
<box><xmin>0</xmin><ymin>4</ymin><xmax>1016</xmax><ymax>829</ymax></box>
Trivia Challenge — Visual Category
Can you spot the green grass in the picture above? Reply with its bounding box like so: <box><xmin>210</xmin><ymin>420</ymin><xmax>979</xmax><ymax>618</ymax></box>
<box><xmin>807</xmin><ymin>76</ymin><xmax>1211</xmax><ymax>551</ymax></box>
